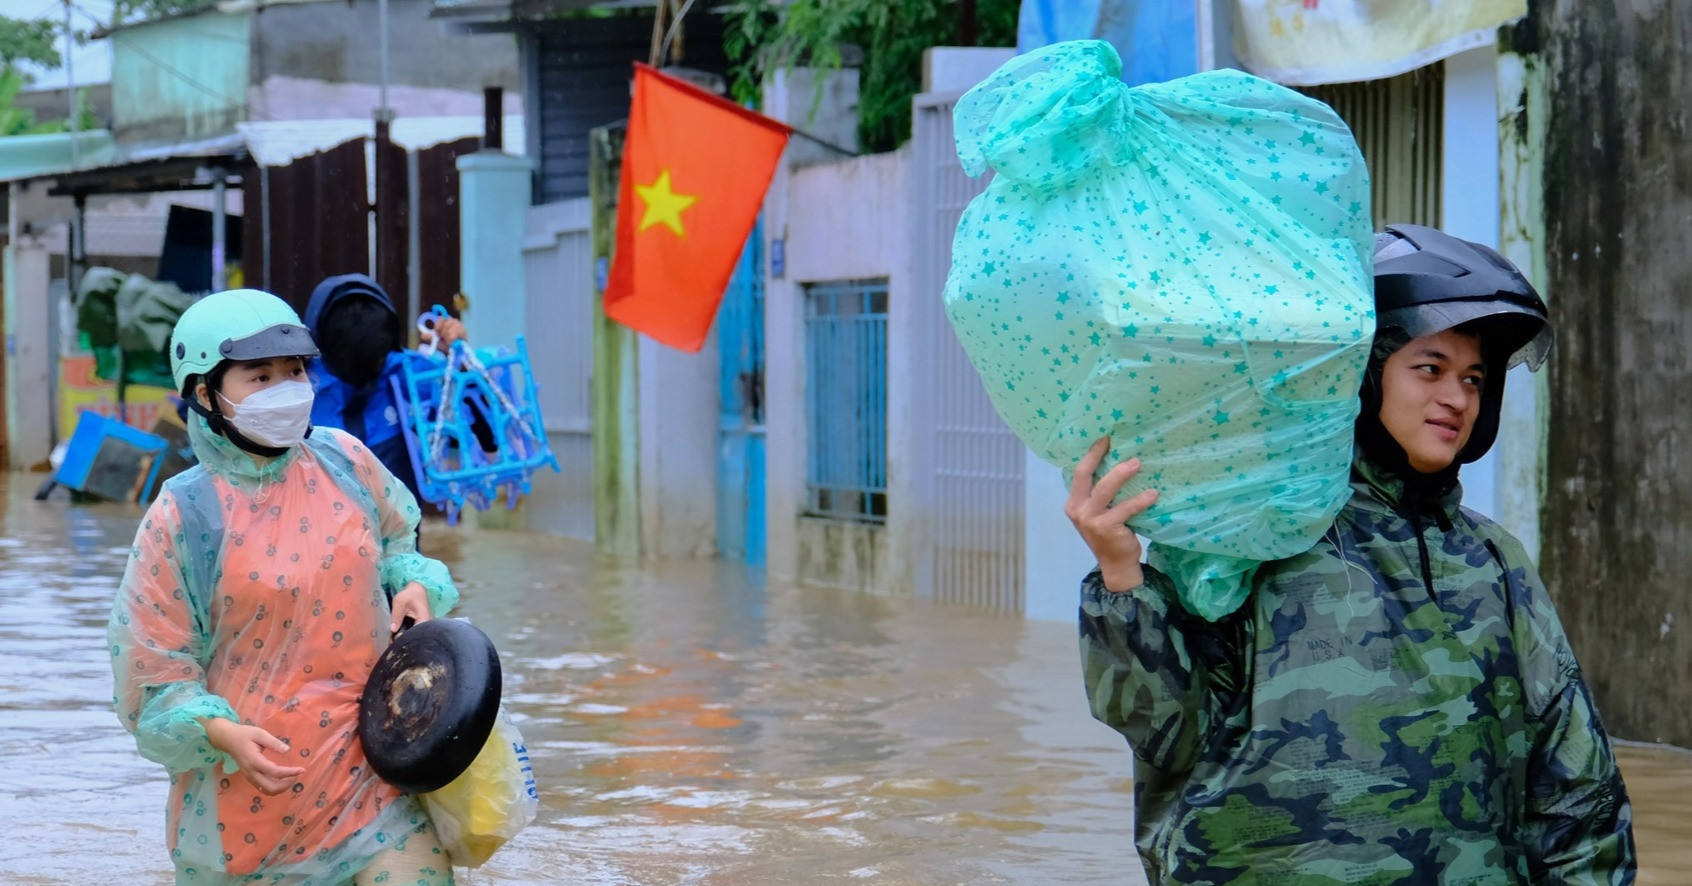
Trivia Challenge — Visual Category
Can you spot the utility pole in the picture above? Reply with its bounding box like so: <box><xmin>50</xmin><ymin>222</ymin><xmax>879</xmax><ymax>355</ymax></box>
<box><xmin>64</xmin><ymin>0</ymin><xmax>77</xmax><ymax>164</ymax></box>
<box><xmin>373</xmin><ymin>0</ymin><xmax>407</xmax><ymax>296</ymax></box>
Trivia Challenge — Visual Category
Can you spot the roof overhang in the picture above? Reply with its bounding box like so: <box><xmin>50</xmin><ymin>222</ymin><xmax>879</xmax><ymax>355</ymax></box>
<box><xmin>46</xmin><ymin>152</ymin><xmax>244</xmax><ymax>198</ymax></box>
<box><xmin>0</xmin><ymin>132</ymin><xmax>247</xmax><ymax>197</ymax></box>
<box><xmin>430</xmin><ymin>0</ymin><xmax>678</xmax><ymax>26</ymax></box>
<box><xmin>0</xmin><ymin>130</ymin><xmax>118</xmax><ymax>185</ymax></box>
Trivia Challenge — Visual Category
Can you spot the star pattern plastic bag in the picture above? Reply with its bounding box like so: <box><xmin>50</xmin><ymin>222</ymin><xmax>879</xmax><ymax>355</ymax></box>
<box><xmin>944</xmin><ymin>40</ymin><xmax>1376</xmax><ymax>619</ymax></box>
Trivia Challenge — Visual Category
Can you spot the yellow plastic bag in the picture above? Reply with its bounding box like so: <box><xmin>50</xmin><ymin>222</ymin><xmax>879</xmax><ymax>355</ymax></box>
<box><xmin>421</xmin><ymin>709</ymin><xmax>539</xmax><ymax>867</ymax></box>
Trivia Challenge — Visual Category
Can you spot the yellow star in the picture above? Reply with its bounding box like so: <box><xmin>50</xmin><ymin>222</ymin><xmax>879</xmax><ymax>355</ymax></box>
<box><xmin>634</xmin><ymin>169</ymin><xmax>698</xmax><ymax>236</ymax></box>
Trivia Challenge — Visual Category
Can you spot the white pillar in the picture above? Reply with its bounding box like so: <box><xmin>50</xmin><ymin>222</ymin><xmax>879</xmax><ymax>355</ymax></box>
<box><xmin>5</xmin><ymin>231</ymin><xmax>54</xmax><ymax>469</ymax></box>
<box><xmin>1023</xmin><ymin>453</ymin><xmax>1102</xmax><ymax>621</ymax></box>
<box><xmin>1441</xmin><ymin>44</ymin><xmax>1509</xmax><ymax>528</ymax></box>
<box><xmin>458</xmin><ymin>151</ymin><xmax>534</xmax><ymax>348</ymax></box>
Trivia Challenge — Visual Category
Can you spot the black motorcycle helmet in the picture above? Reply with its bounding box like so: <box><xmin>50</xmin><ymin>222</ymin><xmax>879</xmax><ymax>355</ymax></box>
<box><xmin>1359</xmin><ymin>224</ymin><xmax>1552</xmax><ymax>471</ymax></box>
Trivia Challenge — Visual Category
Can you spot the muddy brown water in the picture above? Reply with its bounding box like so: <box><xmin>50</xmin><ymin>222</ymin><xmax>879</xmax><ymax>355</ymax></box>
<box><xmin>1</xmin><ymin>481</ymin><xmax>1684</xmax><ymax>884</ymax></box>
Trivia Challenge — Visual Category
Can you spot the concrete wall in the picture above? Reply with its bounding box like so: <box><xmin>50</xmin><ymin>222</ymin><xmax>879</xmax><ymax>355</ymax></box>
<box><xmin>636</xmin><ymin>330</ymin><xmax>720</xmax><ymax>560</ymax></box>
<box><xmin>253</xmin><ymin>0</ymin><xmax>518</xmax><ymax>93</ymax></box>
<box><xmin>110</xmin><ymin>0</ymin><xmax>518</xmax><ymax>145</ymax></box>
<box><xmin>1527</xmin><ymin>2</ymin><xmax>1692</xmax><ymax>747</ymax></box>
<box><xmin>520</xmin><ymin>198</ymin><xmax>595</xmax><ymax>541</ymax></box>
<box><xmin>765</xmin><ymin>148</ymin><xmax>908</xmax><ymax>592</ymax></box>
<box><xmin>250</xmin><ymin>0</ymin><xmax>520</xmax><ymax>122</ymax></box>
<box><xmin>109</xmin><ymin>9</ymin><xmax>252</xmax><ymax>144</ymax></box>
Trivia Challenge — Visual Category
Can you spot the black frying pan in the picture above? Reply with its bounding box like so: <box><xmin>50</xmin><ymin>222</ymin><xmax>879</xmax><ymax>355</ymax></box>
<box><xmin>358</xmin><ymin>617</ymin><xmax>502</xmax><ymax>794</ymax></box>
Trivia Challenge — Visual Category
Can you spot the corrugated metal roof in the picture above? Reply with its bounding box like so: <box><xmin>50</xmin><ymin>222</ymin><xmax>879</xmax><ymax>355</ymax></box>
<box><xmin>90</xmin><ymin>0</ymin><xmax>332</xmax><ymax>39</ymax></box>
<box><xmin>3</xmin><ymin>115</ymin><xmax>526</xmax><ymax>188</ymax></box>
<box><xmin>429</xmin><ymin>0</ymin><xmax>662</xmax><ymax>19</ymax></box>
<box><xmin>0</xmin><ymin>131</ymin><xmax>119</xmax><ymax>184</ymax></box>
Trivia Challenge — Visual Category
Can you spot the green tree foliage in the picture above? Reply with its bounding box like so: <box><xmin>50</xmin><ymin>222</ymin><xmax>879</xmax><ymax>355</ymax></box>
<box><xmin>725</xmin><ymin>0</ymin><xmax>1017</xmax><ymax>153</ymax></box>
<box><xmin>1</xmin><ymin>69</ymin><xmax>62</xmax><ymax>136</ymax></box>
<box><xmin>0</xmin><ymin>15</ymin><xmax>63</xmax><ymax>84</ymax></box>
<box><xmin>0</xmin><ymin>68</ymin><xmax>100</xmax><ymax>137</ymax></box>
<box><xmin>0</xmin><ymin>13</ymin><xmax>81</xmax><ymax>137</ymax></box>
<box><xmin>111</xmin><ymin>0</ymin><xmax>217</xmax><ymax>26</ymax></box>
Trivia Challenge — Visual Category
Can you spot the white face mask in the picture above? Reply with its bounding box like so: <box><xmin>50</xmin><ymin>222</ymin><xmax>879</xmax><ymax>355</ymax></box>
<box><xmin>219</xmin><ymin>379</ymin><xmax>315</xmax><ymax>448</ymax></box>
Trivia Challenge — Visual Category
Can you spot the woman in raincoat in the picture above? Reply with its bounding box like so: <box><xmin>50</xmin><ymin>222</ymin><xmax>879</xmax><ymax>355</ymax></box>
<box><xmin>108</xmin><ymin>289</ymin><xmax>460</xmax><ymax>885</ymax></box>
<box><xmin>1067</xmin><ymin>226</ymin><xmax>1636</xmax><ymax>884</ymax></box>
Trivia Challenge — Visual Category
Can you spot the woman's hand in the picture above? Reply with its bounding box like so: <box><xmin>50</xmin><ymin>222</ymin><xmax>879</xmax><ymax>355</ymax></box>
<box><xmin>203</xmin><ymin>719</ymin><xmax>306</xmax><ymax>795</ymax></box>
<box><xmin>1064</xmin><ymin>437</ymin><xmax>1159</xmax><ymax>592</ymax></box>
<box><xmin>389</xmin><ymin>582</ymin><xmax>433</xmax><ymax>633</ymax></box>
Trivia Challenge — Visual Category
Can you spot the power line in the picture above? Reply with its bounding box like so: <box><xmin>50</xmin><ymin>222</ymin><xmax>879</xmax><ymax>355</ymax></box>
<box><xmin>21</xmin><ymin>0</ymin><xmax>67</xmax><ymax>23</ymax></box>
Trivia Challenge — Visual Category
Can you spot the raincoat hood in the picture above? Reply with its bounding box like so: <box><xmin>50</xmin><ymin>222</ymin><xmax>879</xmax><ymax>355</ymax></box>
<box><xmin>304</xmin><ymin>273</ymin><xmax>400</xmax><ymax>338</ymax></box>
<box><xmin>186</xmin><ymin>410</ymin><xmax>301</xmax><ymax>485</ymax></box>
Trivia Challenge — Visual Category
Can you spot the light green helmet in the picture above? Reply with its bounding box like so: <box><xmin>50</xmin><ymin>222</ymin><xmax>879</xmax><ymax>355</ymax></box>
<box><xmin>170</xmin><ymin>288</ymin><xmax>320</xmax><ymax>394</ymax></box>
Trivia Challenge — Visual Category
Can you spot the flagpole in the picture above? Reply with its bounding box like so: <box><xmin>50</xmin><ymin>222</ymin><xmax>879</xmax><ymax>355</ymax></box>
<box><xmin>789</xmin><ymin>128</ymin><xmax>856</xmax><ymax>157</ymax></box>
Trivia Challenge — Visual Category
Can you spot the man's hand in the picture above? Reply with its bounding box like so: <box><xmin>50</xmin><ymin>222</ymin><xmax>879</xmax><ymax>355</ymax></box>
<box><xmin>1064</xmin><ymin>437</ymin><xmax>1159</xmax><ymax>592</ymax></box>
<box><xmin>420</xmin><ymin>317</ymin><xmax>467</xmax><ymax>350</ymax></box>
<box><xmin>389</xmin><ymin>582</ymin><xmax>433</xmax><ymax>633</ymax></box>
<box><xmin>203</xmin><ymin>719</ymin><xmax>306</xmax><ymax>795</ymax></box>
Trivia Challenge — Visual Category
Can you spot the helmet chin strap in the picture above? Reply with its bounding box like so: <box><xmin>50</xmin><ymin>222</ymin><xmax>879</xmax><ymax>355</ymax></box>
<box><xmin>183</xmin><ymin>389</ymin><xmax>294</xmax><ymax>459</ymax></box>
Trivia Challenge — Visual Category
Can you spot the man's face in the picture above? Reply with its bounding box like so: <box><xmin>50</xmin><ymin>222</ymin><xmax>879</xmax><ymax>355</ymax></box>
<box><xmin>1377</xmin><ymin>329</ymin><xmax>1486</xmax><ymax>473</ymax></box>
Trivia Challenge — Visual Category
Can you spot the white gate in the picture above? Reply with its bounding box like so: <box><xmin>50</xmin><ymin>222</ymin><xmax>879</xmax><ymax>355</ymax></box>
<box><xmin>522</xmin><ymin>198</ymin><xmax>595</xmax><ymax>539</ymax></box>
<box><xmin>911</xmin><ymin>96</ymin><xmax>1026</xmax><ymax>613</ymax></box>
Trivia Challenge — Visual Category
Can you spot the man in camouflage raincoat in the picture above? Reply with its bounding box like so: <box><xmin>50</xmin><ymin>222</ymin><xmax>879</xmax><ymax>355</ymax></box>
<box><xmin>1069</xmin><ymin>225</ymin><xmax>1635</xmax><ymax>884</ymax></box>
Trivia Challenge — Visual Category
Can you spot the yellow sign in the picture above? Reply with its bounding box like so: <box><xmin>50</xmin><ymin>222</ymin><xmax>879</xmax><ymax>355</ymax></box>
<box><xmin>58</xmin><ymin>354</ymin><xmax>180</xmax><ymax>440</ymax></box>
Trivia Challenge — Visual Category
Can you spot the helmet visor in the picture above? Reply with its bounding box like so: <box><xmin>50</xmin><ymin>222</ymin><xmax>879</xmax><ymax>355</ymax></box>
<box><xmin>1377</xmin><ymin>297</ymin><xmax>1550</xmax><ymax>371</ymax></box>
<box><xmin>218</xmin><ymin>322</ymin><xmax>320</xmax><ymax>362</ymax></box>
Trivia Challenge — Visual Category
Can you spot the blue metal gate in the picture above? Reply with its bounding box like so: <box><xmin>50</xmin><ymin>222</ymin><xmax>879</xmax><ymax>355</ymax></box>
<box><xmin>717</xmin><ymin>225</ymin><xmax>767</xmax><ymax>565</ymax></box>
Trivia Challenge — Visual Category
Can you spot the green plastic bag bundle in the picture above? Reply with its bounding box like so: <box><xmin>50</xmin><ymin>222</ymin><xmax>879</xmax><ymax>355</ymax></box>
<box><xmin>943</xmin><ymin>40</ymin><xmax>1376</xmax><ymax>619</ymax></box>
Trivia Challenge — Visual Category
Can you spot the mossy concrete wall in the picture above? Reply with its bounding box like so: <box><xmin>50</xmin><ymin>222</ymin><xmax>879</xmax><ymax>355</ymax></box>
<box><xmin>1526</xmin><ymin>1</ymin><xmax>1692</xmax><ymax>747</ymax></box>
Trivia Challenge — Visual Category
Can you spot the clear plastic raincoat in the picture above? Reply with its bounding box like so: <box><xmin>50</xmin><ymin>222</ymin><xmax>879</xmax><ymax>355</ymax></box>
<box><xmin>109</xmin><ymin>415</ymin><xmax>459</xmax><ymax>884</ymax></box>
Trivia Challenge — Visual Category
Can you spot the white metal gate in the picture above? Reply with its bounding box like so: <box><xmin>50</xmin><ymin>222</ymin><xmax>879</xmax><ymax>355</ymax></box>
<box><xmin>912</xmin><ymin>96</ymin><xmax>1026</xmax><ymax>614</ymax></box>
<box><xmin>522</xmin><ymin>198</ymin><xmax>595</xmax><ymax>539</ymax></box>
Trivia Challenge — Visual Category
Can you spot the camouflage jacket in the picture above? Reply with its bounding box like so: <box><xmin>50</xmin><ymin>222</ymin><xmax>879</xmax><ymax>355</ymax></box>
<box><xmin>1080</xmin><ymin>456</ymin><xmax>1636</xmax><ymax>885</ymax></box>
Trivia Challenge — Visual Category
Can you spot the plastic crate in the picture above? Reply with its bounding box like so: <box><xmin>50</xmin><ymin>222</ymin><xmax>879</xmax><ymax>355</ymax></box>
<box><xmin>54</xmin><ymin>411</ymin><xmax>170</xmax><ymax>503</ymax></box>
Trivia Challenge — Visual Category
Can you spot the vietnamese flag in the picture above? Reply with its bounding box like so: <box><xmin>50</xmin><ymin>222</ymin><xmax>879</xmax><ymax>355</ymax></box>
<box><xmin>604</xmin><ymin>63</ymin><xmax>793</xmax><ymax>352</ymax></box>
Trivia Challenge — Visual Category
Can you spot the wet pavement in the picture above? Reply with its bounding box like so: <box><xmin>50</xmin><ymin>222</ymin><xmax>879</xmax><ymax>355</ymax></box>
<box><xmin>1</xmin><ymin>478</ymin><xmax>1687</xmax><ymax>884</ymax></box>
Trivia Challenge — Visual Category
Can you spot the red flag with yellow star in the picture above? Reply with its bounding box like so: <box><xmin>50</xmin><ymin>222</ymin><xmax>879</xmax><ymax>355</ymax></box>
<box><xmin>603</xmin><ymin>63</ymin><xmax>792</xmax><ymax>351</ymax></box>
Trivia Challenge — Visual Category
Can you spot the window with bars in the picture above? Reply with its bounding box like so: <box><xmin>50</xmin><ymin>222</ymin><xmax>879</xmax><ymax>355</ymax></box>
<box><xmin>804</xmin><ymin>279</ymin><xmax>889</xmax><ymax>523</ymax></box>
<box><xmin>1302</xmin><ymin>63</ymin><xmax>1445</xmax><ymax>229</ymax></box>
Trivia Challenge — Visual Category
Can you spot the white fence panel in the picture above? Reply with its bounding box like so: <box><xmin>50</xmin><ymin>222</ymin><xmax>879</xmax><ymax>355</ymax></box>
<box><xmin>522</xmin><ymin>197</ymin><xmax>595</xmax><ymax>540</ymax></box>
<box><xmin>912</xmin><ymin>96</ymin><xmax>1026</xmax><ymax>614</ymax></box>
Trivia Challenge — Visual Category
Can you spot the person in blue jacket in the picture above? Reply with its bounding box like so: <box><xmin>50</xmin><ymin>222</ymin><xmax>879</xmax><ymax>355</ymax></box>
<box><xmin>303</xmin><ymin>274</ymin><xmax>475</xmax><ymax>503</ymax></box>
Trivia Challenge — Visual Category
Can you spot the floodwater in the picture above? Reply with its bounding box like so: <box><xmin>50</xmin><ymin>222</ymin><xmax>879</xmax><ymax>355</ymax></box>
<box><xmin>1</xmin><ymin>478</ymin><xmax>1686</xmax><ymax>885</ymax></box>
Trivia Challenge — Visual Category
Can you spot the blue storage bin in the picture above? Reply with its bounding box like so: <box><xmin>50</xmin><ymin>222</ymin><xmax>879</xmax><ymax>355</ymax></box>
<box><xmin>55</xmin><ymin>411</ymin><xmax>171</xmax><ymax>503</ymax></box>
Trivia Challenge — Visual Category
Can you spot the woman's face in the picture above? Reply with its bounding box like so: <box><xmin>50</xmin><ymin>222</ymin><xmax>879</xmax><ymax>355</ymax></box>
<box><xmin>198</xmin><ymin>356</ymin><xmax>309</xmax><ymax>408</ymax></box>
<box><xmin>1377</xmin><ymin>329</ymin><xmax>1486</xmax><ymax>473</ymax></box>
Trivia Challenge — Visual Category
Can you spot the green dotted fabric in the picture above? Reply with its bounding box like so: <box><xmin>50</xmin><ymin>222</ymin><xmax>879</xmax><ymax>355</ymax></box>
<box><xmin>944</xmin><ymin>40</ymin><xmax>1376</xmax><ymax>619</ymax></box>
